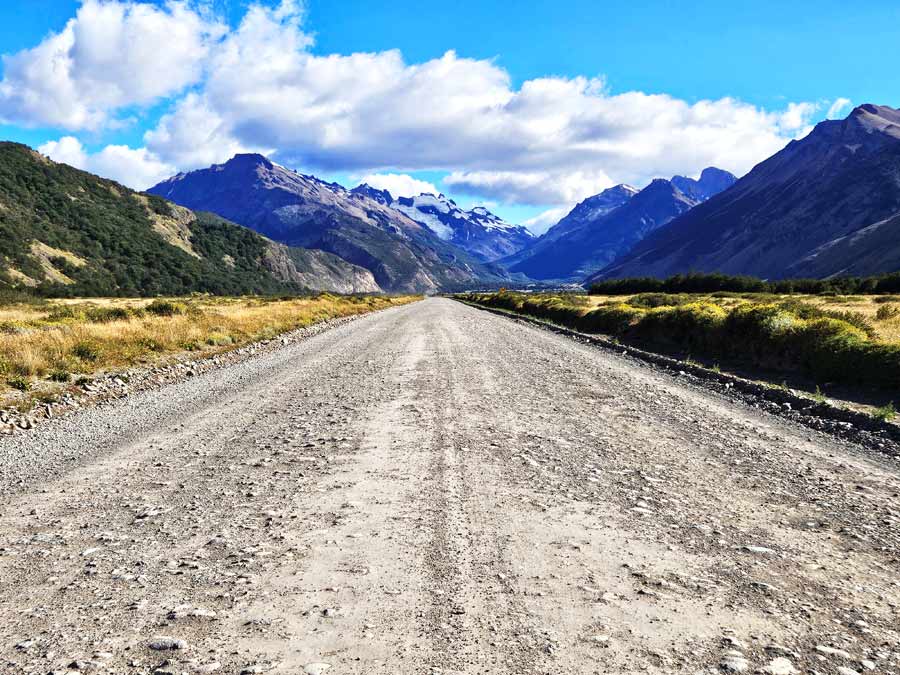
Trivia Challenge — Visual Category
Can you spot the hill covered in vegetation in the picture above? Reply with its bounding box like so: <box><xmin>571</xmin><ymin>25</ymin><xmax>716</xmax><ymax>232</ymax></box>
<box><xmin>0</xmin><ymin>143</ymin><xmax>378</xmax><ymax>296</ymax></box>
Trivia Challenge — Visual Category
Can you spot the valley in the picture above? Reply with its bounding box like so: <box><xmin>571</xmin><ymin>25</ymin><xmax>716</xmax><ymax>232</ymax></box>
<box><xmin>1</xmin><ymin>4</ymin><xmax>898</xmax><ymax>674</ymax></box>
<box><xmin>0</xmin><ymin>298</ymin><xmax>898</xmax><ymax>674</ymax></box>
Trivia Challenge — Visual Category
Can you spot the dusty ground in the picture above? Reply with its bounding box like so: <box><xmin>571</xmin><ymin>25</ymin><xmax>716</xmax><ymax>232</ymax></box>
<box><xmin>0</xmin><ymin>298</ymin><xmax>898</xmax><ymax>674</ymax></box>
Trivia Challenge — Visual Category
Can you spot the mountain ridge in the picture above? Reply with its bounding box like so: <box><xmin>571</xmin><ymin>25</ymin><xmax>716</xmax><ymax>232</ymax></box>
<box><xmin>350</xmin><ymin>186</ymin><xmax>534</xmax><ymax>262</ymax></box>
<box><xmin>595</xmin><ymin>104</ymin><xmax>900</xmax><ymax>281</ymax></box>
<box><xmin>505</xmin><ymin>168</ymin><xmax>735</xmax><ymax>281</ymax></box>
<box><xmin>150</xmin><ymin>155</ymin><xmax>507</xmax><ymax>293</ymax></box>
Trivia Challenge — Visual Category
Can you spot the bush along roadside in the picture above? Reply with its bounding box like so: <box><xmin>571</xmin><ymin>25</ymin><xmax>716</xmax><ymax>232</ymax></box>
<box><xmin>458</xmin><ymin>291</ymin><xmax>900</xmax><ymax>392</ymax></box>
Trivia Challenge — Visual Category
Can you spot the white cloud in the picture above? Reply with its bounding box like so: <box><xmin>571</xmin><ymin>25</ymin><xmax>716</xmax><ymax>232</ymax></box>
<box><xmin>826</xmin><ymin>97</ymin><xmax>852</xmax><ymax>119</ymax></box>
<box><xmin>359</xmin><ymin>173</ymin><xmax>440</xmax><ymax>198</ymax></box>
<box><xmin>522</xmin><ymin>207</ymin><xmax>570</xmax><ymax>235</ymax></box>
<box><xmin>38</xmin><ymin>136</ymin><xmax>174</xmax><ymax>190</ymax></box>
<box><xmin>445</xmin><ymin>169</ymin><xmax>614</xmax><ymax>206</ymax></box>
<box><xmin>144</xmin><ymin>92</ymin><xmax>263</xmax><ymax>169</ymax></box>
<box><xmin>0</xmin><ymin>0</ymin><xmax>225</xmax><ymax>130</ymax></box>
<box><xmin>10</xmin><ymin>0</ymin><xmax>839</xmax><ymax>208</ymax></box>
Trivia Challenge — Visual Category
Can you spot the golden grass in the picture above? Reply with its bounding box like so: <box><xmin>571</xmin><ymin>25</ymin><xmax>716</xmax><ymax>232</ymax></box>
<box><xmin>587</xmin><ymin>293</ymin><xmax>900</xmax><ymax>343</ymax></box>
<box><xmin>0</xmin><ymin>294</ymin><xmax>420</xmax><ymax>405</ymax></box>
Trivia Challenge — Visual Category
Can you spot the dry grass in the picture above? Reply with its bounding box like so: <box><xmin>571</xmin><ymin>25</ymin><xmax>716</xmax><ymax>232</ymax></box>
<box><xmin>0</xmin><ymin>294</ymin><xmax>419</xmax><ymax>406</ymax></box>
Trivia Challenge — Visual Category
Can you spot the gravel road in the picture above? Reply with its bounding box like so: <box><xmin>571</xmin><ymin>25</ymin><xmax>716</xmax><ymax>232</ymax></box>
<box><xmin>1</xmin><ymin>297</ymin><xmax>898</xmax><ymax>675</ymax></box>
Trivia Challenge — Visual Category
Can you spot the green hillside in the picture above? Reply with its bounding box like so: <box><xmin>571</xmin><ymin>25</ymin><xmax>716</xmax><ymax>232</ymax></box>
<box><xmin>0</xmin><ymin>142</ymin><xmax>372</xmax><ymax>296</ymax></box>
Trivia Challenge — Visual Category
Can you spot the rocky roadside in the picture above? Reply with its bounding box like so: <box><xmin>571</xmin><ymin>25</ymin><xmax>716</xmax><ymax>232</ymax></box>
<box><xmin>0</xmin><ymin>310</ymin><xmax>389</xmax><ymax>436</ymax></box>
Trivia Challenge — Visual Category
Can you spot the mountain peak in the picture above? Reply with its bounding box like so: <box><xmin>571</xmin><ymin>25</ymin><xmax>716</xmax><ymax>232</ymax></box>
<box><xmin>223</xmin><ymin>153</ymin><xmax>274</xmax><ymax>169</ymax></box>
<box><xmin>671</xmin><ymin>167</ymin><xmax>737</xmax><ymax>201</ymax></box>
<box><xmin>847</xmin><ymin>103</ymin><xmax>900</xmax><ymax>136</ymax></box>
<box><xmin>350</xmin><ymin>183</ymin><xmax>393</xmax><ymax>205</ymax></box>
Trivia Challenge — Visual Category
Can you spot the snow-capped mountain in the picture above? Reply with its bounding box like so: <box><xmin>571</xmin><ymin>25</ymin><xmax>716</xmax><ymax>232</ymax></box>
<box><xmin>148</xmin><ymin>155</ymin><xmax>508</xmax><ymax>293</ymax></box>
<box><xmin>351</xmin><ymin>185</ymin><xmax>534</xmax><ymax>262</ymax></box>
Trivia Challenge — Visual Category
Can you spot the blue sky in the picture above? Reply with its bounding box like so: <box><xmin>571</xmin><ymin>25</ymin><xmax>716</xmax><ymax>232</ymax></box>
<box><xmin>0</xmin><ymin>0</ymin><xmax>897</xmax><ymax>230</ymax></box>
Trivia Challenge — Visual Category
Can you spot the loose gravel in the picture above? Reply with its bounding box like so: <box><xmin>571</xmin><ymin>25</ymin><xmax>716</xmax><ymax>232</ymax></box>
<box><xmin>0</xmin><ymin>298</ymin><xmax>898</xmax><ymax>674</ymax></box>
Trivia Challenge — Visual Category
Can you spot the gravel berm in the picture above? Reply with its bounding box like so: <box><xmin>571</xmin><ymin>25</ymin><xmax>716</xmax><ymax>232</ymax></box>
<box><xmin>0</xmin><ymin>297</ymin><xmax>898</xmax><ymax>674</ymax></box>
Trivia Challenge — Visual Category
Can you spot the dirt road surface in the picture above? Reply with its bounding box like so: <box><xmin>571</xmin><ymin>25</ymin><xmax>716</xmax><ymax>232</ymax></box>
<box><xmin>1</xmin><ymin>298</ymin><xmax>898</xmax><ymax>674</ymax></box>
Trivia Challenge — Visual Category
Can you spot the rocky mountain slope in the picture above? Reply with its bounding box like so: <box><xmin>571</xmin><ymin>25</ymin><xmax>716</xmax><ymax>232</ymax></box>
<box><xmin>352</xmin><ymin>185</ymin><xmax>534</xmax><ymax>262</ymax></box>
<box><xmin>506</xmin><ymin>169</ymin><xmax>735</xmax><ymax>281</ymax></box>
<box><xmin>0</xmin><ymin>143</ymin><xmax>378</xmax><ymax>296</ymax></box>
<box><xmin>149</xmin><ymin>156</ymin><xmax>505</xmax><ymax>293</ymax></box>
<box><xmin>598</xmin><ymin>104</ymin><xmax>900</xmax><ymax>280</ymax></box>
<box><xmin>499</xmin><ymin>184</ymin><xmax>638</xmax><ymax>273</ymax></box>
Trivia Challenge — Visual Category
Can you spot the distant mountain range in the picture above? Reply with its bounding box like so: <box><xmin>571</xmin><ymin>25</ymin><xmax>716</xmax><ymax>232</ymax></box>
<box><xmin>6</xmin><ymin>103</ymin><xmax>900</xmax><ymax>299</ymax></box>
<box><xmin>596</xmin><ymin>104</ymin><xmax>900</xmax><ymax>281</ymax></box>
<box><xmin>504</xmin><ymin>168</ymin><xmax>735</xmax><ymax>281</ymax></box>
<box><xmin>351</xmin><ymin>186</ymin><xmax>534</xmax><ymax>262</ymax></box>
<box><xmin>149</xmin><ymin>155</ymin><xmax>507</xmax><ymax>293</ymax></box>
<box><xmin>0</xmin><ymin>143</ymin><xmax>377</xmax><ymax>296</ymax></box>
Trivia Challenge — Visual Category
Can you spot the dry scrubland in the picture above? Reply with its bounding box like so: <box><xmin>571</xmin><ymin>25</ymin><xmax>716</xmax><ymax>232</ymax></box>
<box><xmin>460</xmin><ymin>290</ymin><xmax>900</xmax><ymax>411</ymax></box>
<box><xmin>0</xmin><ymin>293</ymin><xmax>418</xmax><ymax>407</ymax></box>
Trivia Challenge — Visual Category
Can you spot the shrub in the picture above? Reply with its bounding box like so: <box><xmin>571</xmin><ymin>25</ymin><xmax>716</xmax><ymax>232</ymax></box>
<box><xmin>85</xmin><ymin>306</ymin><xmax>131</xmax><ymax>322</ymax></box>
<box><xmin>46</xmin><ymin>305</ymin><xmax>83</xmax><ymax>321</ymax></box>
<box><xmin>876</xmin><ymin>304</ymin><xmax>899</xmax><ymax>321</ymax></box>
<box><xmin>145</xmin><ymin>299</ymin><xmax>187</xmax><ymax>316</ymax></box>
<box><xmin>0</xmin><ymin>321</ymin><xmax>24</xmax><ymax>334</ymax></box>
<box><xmin>6</xmin><ymin>375</ymin><xmax>29</xmax><ymax>391</ymax></box>
<box><xmin>631</xmin><ymin>302</ymin><xmax>727</xmax><ymax>352</ymax></box>
<box><xmin>873</xmin><ymin>402</ymin><xmax>896</xmax><ymax>422</ymax></box>
<box><xmin>205</xmin><ymin>333</ymin><xmax>233</xmax><ymax>346</ymax></box>
<box><xmin>626</xmin><ymin>293</ymin><xmax>693</xmax><ymax>308</ymax></box>
<box><xmin>577</xmin><ymin>303</ymin><xmax>645</xmax><ymax>334</ymax></box>
<box><xmin>72</xmin><ymin>341</ymin><xmax>101</xmax><ymax>362</ymax></box>
<box><xmin>778</xmin><ymin>299</ymin><xmax>874</xmax><ymax>338</ymax></box>
<box><xmin>48</xmin><ymin>369</ymin><xmax>71</xmax><ymax>383</ymax></box>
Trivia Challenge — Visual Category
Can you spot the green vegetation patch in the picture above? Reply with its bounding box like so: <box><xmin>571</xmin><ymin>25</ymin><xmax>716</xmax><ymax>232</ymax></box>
<box><xmin>0</xmin><ymin>143</ymin><xmax>307</xmax><ymax>298</ymax></box>
<box><xmin>461</xmin><ymin>290</ymin><xmax>900</xmax><ymax>391</ymax></box>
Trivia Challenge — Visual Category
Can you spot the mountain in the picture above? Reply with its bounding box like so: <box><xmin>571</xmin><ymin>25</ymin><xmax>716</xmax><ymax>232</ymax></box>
<box><xmin>671</xmin><ymin>167</ymin><xmax>739</xmax><ymax>201</ymax></box>
<box><xmin>391</xmin><ymin>192</ymin><xmax>534</xmax><ymax>263</ymax></box>
<box><xmin>597</xmin><ymin>104</ymin><xmax>900</xmax><ymax>281</ymax></box>
<box><xmin>149</xmin><ymin>155</ymin><xmax>506</xmax><ymax>293</ymax></box>
<box><xmin>351</xmin><ymin>186</ymin><xmax>534</xmax><ymax>262</ymax></box>
<box><xmin>505</xmin><ymin>170</ymin><xmax>734</xmax><ymax>281</ymax></box>
<box><xmin>503</xmin><ymin>184</ymin><xmax>640</xmax><ymax>273</ymax></box>
<box><xmin>0</xmin><ymin>143</ymin><xmax>378</xmax><ymax>296</ymax></box>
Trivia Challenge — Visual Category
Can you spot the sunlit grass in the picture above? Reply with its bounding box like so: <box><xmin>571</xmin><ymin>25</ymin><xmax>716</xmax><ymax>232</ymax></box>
<box><xmin>0</xmin><ymin>294</ymin><xmax>419</xmax><ymax>405</ymax></box>
<box><xmin>587</xmin><ymin>293</ymin><xmax>900</xmax><ymax>343</ymax></box>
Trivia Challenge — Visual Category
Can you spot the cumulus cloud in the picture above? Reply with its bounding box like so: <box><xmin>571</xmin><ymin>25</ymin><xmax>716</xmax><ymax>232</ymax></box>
<box><xmin>826</xmin><ymin>97</ymin><xmax>852</xmax><ymax>119</ymax></box>
<box><xmin>8</xmin><ymin>0</ymin><xmax>840</xmax><ymax>209</ymax></box>
<box><xmin>0</xmin><ymin>0</ymin><xmax>224</xmax><ymax>130</ymax></box>
<box><xmin>445</xmin><ymin>169</ymin><xmax>614</xmax><ymax>206</ymax></box>
<box><xmin>38</xmin><ymin>136</ymin><xmax>175</xmax><ymax>190</ymax></box>
<box><xmin>359</xmin><ymin>173</ymin><xmax>440</xmax><ymax>198</ymax></box>
<box><xmin>145</xmin><ymin>1</ymin><xmax>820</xmax><ymax>205</ymax></box>
<box><xmin>144</xmin><ymin>93</ymin><xmax>263</xmax><ymax>169</ymax></box>
<box><xmin>521</xmin><ymin>207</ymin><xmax>570</xmax><ymax>235</ymax></box>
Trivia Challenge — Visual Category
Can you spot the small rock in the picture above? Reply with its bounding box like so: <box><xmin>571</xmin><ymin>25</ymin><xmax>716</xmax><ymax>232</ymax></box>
<box><xmin>148</xmin><ymin>637</ymin><xmax>187</xmax><ymax>651</ymax></box>
<box><xmin>760</xmin><ymin>657</ymin><xmax>799</xmax><ymax>675</ymax></box>
<box><xmin>815</xmin><ymin>645</ymin><xmax>852</xmax><ymax>660</ymax></box>
<box><xmin>742</xmin><ymin>545</ymin><xmax>776</xmax><ymax>554</ymax></box>
<box><xmin>720</xmin><ymin>650</ymin><xmax>749</xmax><ymax>672</ymax></box>
<box><xmin>303</xmin><ymin>664</ymin><xmax>331</xmax><ymax>675</ymax></box>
